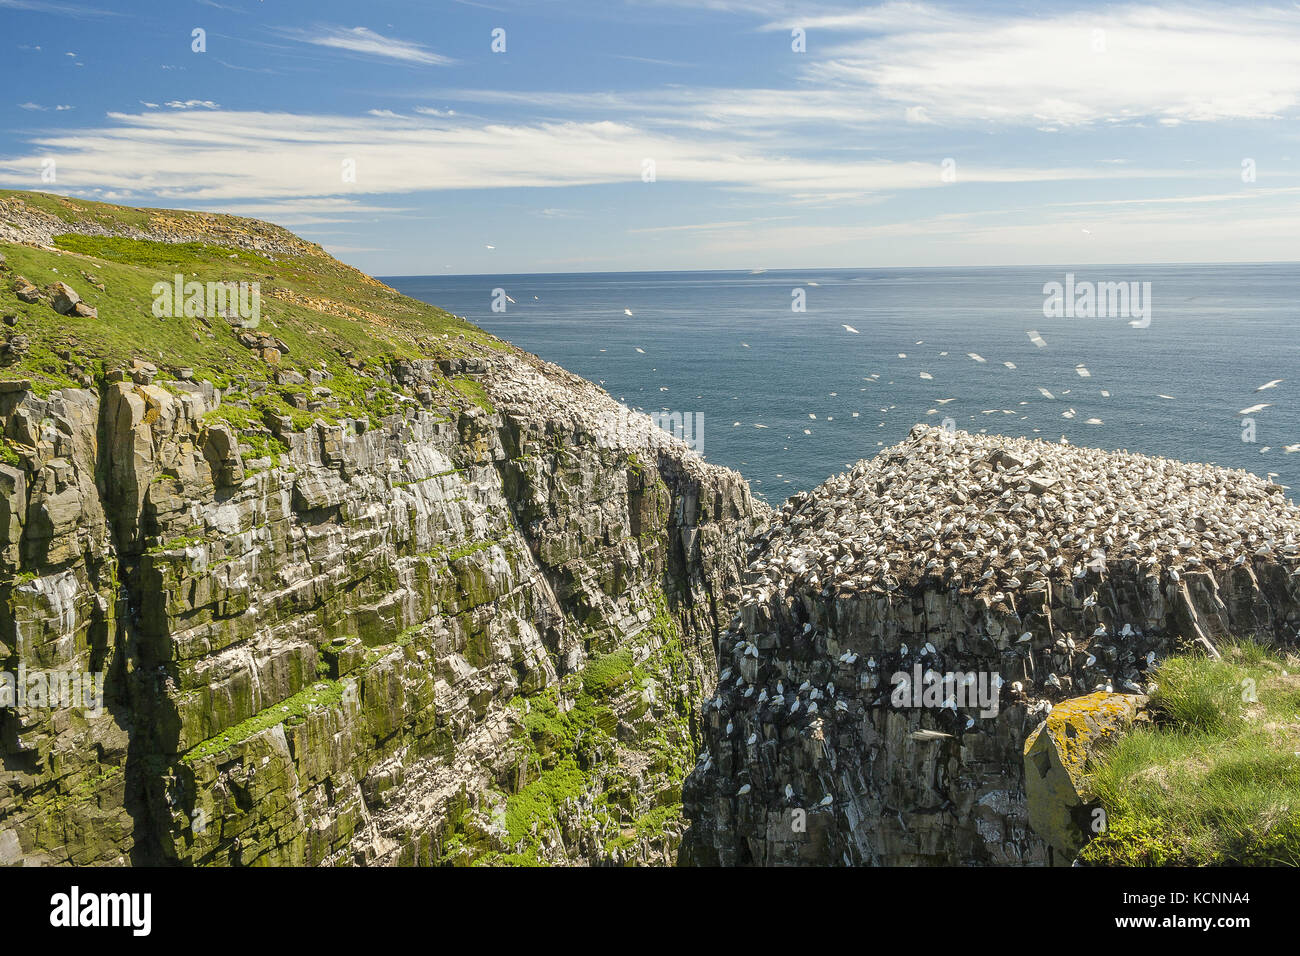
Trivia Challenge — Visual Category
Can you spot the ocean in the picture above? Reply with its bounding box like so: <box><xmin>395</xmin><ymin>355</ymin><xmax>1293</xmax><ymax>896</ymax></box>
<box><xmin>384</xmin><ymin>265</ymin><xmax>1299</xmax><ymax>505</ymax></box>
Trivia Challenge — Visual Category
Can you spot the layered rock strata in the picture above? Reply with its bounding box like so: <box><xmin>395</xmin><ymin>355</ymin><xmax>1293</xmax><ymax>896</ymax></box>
<box><xmin>0</xmin><ymin>349</ymin><xmax>766</xmax><ymax>865</ymax></box>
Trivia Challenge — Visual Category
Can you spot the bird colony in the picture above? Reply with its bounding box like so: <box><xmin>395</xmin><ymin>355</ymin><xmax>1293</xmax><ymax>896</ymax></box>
<box><xmin>683</xmin><ymin>425</ymin><xmax>1300</xmax><ymax>866</ymax></box>
<box><xmin>746</xmin><ymin>424</ymin><xmax>1300</xmax><ymax>605</ymax></box>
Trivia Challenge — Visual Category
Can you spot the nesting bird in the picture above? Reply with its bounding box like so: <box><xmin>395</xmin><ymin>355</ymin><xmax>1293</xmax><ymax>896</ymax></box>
<box><xmin>735</xmin><ymin>425</ymin><xmax>1300</xmax><ymax>603</ymax></box>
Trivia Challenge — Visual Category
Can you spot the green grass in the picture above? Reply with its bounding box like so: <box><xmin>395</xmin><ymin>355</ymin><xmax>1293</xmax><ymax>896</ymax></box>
<box><xmin>1146</xmin><ymin>654</ymin><xmax>1248</xmax><ymax>734</ymax></box>
<box><xmin>1081</xmin><ymin>638</ymin><xmax>1300</xmax><ymax>865</ymax></box>
<box><xmin>581</xmin><ymin>648</ymin><xmax>637</xmax><ymax>697</ymax></box>
<box><xmin>450</xmin><ymin>376</ymin><xmax>494</xmax><ymax>413</ymax></box>
<box><xmin>502</xmin><ymin>758</ymin><xmax>590</xmax><ymax>844</ymax></box>
<box><xmin>182</xmin><ymin>679</ymin><xmax>344</xmax><ymax>764</ymax></box>
<box><xmin>0</xmin><ymin>189</ymin><xmax>506</xmax><ymax>404</ymax></box>
<box><xmin>434</xmin><ymin>596</ymin><xmax>701</xmax><ymax>866</ymax></box>
<box><xmin>52</xmin><ymin>233</ymin><xmax>276</xmax><ymax>272</ymax></box>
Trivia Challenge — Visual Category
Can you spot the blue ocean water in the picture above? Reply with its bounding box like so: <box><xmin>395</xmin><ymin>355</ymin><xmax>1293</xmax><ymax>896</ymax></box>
<box><xmin>384</xmin><ymin>266</ymin><xmax>1299</xmax><ymax>505</ymax></box>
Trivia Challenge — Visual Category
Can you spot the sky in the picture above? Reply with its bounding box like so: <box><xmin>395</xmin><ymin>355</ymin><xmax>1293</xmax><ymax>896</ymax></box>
<box><xmin>2</xmin><ymin>0</ymin><xmax>1300</xmax><ymax>274</ymax></box>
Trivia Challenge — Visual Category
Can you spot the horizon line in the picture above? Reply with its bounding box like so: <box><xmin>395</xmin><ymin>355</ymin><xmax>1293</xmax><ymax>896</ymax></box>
<box><xmin>375</xmin><ymin>259</ymin><xmax>1300</xmax><ymax>280</ymax></box>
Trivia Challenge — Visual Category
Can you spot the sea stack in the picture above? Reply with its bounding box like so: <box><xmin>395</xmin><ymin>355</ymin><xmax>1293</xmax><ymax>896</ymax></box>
<box><xmin>683</xmin><ymin>424</ymin><xmax>1300</xmax><ymax>865</ymax></box>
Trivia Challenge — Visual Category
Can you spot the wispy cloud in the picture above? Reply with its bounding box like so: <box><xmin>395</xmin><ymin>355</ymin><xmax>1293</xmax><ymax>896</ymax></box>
<box><xmin>630</xmin><ymin>216</ymin><xmax>795</xmax><ymax>233</ymax></box>
<box><xmin>1051</xmin><ymin>186</ymin><xmax>1300</xmax><ymax>207</ymax></box>
<box><xmin>0</xmin><ymin>0</ymin><xmax>121</xmax><ymax>16</ymax></box>
<box><xmin>202</xmin><ymin>197</ymin><xmax>412</xmax><ymax>227</ymax></box>
<box><xmin>0</xmin><ymin>107</ymin><xmax>1198</xmax><ymax>204</ymax></box>
<box><xmin>677</xmin><ymin>201</ymin><xmax>1300</xmax><ymax>266</ymax></box>
<box><xmin>284</xmin><ymin>25</ymin><xmax>453</xmax><ymax>66</ymax></box>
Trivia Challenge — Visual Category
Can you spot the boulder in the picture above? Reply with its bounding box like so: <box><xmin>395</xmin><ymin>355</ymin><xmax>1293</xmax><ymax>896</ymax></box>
<box><xmin>1023</xmin><ymin>691</ymin><xmax>1149</xmax><ymax>864</ymax></box>
<box><xmin>130</xmin><ymin>361</ymin><xmax>158</xmax><ymax>385</ymax></box>
<box><xmin>48</xmin><ymin>282</ymin><xmax>80</xmax><ymax>315</ymax></box>
<box><xmin>11</xmin><ymin>276</ymin><xmax>40</xmax><ymax>303</ymax></box>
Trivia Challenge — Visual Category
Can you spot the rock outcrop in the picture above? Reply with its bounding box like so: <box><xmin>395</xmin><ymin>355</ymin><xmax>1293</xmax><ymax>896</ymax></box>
<box><xmin>1023</xmin><ymin>691</ymin><xmax>1148</xmax><ymax>865</ymax></box>
<box><xmin>0</xmin><ymin>347</ymin><xmax>767</xmax><ymax>865</ymax></box>
<box><xmin>683</xmin><ymin>425</ymin><xmax>1300</xmax><ymax>865</ymax></box>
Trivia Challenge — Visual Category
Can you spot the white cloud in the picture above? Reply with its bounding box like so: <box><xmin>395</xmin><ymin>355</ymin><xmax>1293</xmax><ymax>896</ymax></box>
<box><xmin>0</xmin><ymin>107</ymin><xmax>1190</xmax><ymax>204</ymax></box>
<box><xmin>783</xmin><ymin>3</ymin><xmax>1300</xmax><ymax>127</ymax></box>
<box><xmin>286</xmin><ymin>26</ymin><xmax>453</xmax><ymax>66</ymax></box>
<box><xmin>204</xmin><ymin>197</ymin><xmax>412</xmax><ymax>227</ymax></box>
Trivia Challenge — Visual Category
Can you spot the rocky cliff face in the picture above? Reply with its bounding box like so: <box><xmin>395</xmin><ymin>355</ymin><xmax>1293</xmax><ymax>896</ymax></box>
<box><xmin>0</xmin><ymin>229</ymin><xmax>767</xmax><ymax>864</ymax></box>
<box><xmin>5</xmin><ymin>193</ymin><xmax>1298</xmax><ymax>869</ymax></box>
<box><xmin>683</xmin><ymin>426</ymin><xmax>1300</xmax><ymax>866</ymax></box>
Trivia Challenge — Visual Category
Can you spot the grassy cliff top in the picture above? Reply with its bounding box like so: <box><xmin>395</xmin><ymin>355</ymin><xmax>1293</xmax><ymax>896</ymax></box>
<box><xmin>1082</xmin><ymin>639</ymin><xmax>1300</xmax><ymax>865</ymax></box>
<box><xmin>0</xmin><ymin>189</ymin><xmax>503</xmax><ymax>398</ymax></box>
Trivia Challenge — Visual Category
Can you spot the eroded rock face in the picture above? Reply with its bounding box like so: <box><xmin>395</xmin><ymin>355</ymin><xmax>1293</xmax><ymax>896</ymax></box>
<box><xmin>683</xmin><ymin>426</ymin><xmax>1300</xmax><ymax>866</ymax></box>
<box><xmin>0</xmin><ymin>350</ymin><xmax>767</xmax><ymax>865</ymax></box>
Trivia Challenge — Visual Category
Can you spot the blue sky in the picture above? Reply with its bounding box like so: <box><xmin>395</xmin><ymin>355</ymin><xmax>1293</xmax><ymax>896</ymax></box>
<box><xmin>3</xmin><ymin>0</ymin><xmax>1300</xmax><ymax>274</ymax></box>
